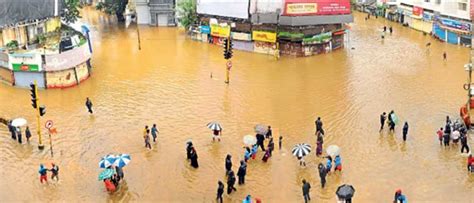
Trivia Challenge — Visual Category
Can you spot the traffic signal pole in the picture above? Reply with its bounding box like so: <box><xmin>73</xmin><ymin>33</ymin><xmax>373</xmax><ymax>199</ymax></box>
<box><xmin>33</xmin><ymin>80</ymin><xmax>44</xmax><ymax>150</ymax></box>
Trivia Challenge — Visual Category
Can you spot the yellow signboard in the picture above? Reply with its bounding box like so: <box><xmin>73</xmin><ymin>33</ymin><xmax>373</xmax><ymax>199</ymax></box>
<box><xmin>286</xmin><ymin>3</ymin><xmax>318</xmax><ymax>15</ymax></box>
<box><xmin>210</xmin><ymin>24</ymin><xmax>230</xmax><ymax>38</ymax></box>
<box><xmin>252</xmin><ymin>31</ymin><xmax>277</xmax><ymax>43</ymax></box>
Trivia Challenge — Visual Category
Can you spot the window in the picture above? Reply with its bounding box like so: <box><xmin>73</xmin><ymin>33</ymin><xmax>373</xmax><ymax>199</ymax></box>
<box><xmin>435</xmin><ymin>0</ymin><xmax>441</xmax><ymax>4</ymax></box>
<box><xmin>458</xmin><ymin>3</ymin><xmax>467</xmax><ymax>11</ymax></box>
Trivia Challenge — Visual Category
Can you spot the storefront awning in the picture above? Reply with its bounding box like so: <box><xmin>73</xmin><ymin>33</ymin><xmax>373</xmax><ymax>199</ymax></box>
<box><xmin>279</xmin><ymin>15</ymin><xmax>354</xmax><ymax>26</ymax></box>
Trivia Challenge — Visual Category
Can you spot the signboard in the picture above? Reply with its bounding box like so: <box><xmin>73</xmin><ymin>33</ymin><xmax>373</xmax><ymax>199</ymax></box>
<box><xmin>283</xmin><ymin>0</ymin><xmax>351</xmax><ymax>16</ymax></box>
<box><xmin>231</xmin><ymin>32</ymin><xmax>252</xmax><ymax>41</ymax></box>
<box><xmin>413</xmin><ymin>6</ymin><xmax>423</xmax><ymax>17</ymax></box>
<box><xmin>0</xmin><ymin>52</ymin><xmax>9</xmax><ymax>68</ymax></box>
<box><xmin>471</xmin><ymin>0</ymin><xmax>474</xmax><ymax>20</ymax></box>
<box><xmin>286</xmin><ymin>3</ymin><xmax>318</xmax><ymax>15</ymax></box>
<box><xmin>9</xmin><ymin>53</ymin><xmax>42</xmax><ymax>71</ymax></box>
<box><xmin>252</xmin><ymin>31</ymin><xmax>277</xmax><ymax>43</ymax></box>
<box><xmin>422</xmin><ymin>12</ymin><xmax>433</xmax><ymax>21</ymax></box>
<box><xmin>45</xmin><ymin>120</ymin><xmax>54</xmax><ymax>129</ymax></box>
<box><xmin>438</xmin><ymin>17</ymin><xmax>471</xmax><ymax>32</ymax></box>
<box><xmin>197</xmin><ymin>0</ymin><xmax>250</xmax><ymax>19</ymax></box>
<box><xmin>200</xmin><ymin>25</ymin><xmax>211</xmax><ymax>34</ymax></box>
<box><xmin>210</xmin><ymin>24</ymin><xmax>231</xmax><ymax>38</ymax></box>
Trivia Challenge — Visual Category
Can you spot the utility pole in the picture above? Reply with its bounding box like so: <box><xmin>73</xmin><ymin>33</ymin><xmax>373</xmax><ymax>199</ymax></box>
<box><xmin>137</xmin><ymin>15</ymin><xmax>141</xmax><ymax>50</ymax></box>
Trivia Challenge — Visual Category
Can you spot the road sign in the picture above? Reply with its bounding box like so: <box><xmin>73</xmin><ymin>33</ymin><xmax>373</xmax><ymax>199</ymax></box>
<box><xmin>226</xmin><ymin>60</ymin><xmax>232</xmax><ymax>68</ymax></box>
<box><xmin>45</xmin><ymin>120</ymin><xmax>53</xmax><ymax>129</ymax></box>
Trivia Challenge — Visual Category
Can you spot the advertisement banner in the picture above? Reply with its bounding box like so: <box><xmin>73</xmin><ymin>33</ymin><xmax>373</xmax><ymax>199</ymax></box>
<box><xmin>44</xmin><ymin>44</ymin><xmax>92</xmax><ymax>71</ymax></box>
<box><xmin>422</xmin><ymin>12</ymin><xmax>433</xmax><ymax>21</ymax></box>
<box><xmin>283</xmin><ymin>0</ymin><xmax>351</xmax><ymax>16</ymax></box>
<box><xmin>9</xmin><ymin>53</ymin><xmax>42</xmax><ymax>71</ymax></box>
<box><xmin>413</xmin><ymin>6</ymin><xmax>423</xmax><ymax>17</ymax></box>
<box><xmin>438</xmin><ymin>18</ymin><xmax>471</xmax><ymax>32</ymax></box>
<box><xmin>210</xmin><ymin>24</ymin><xmax>231</xmax><ymax>38</ymax></box>
<box><xmin>197</xmin><ymin>0</ymin><xmax>250</xmax><ymax>19</ymax></box>
<box><xmin>232</xmin><ymin>32</ymin><xmax>252</xmax><ymax>41</ymax></box>
<box><xmin>254</xmin><ymin>41</ymin><xmax>277</xmax><ymax>55</ymax></box>
<box><xmin>200</xmin><ymin>25</ymin><xmax>211</xmax><ymax>34</ymax></box>
<box><xmin>252</xmin><ymin>31</ymin><xmax>277</xmax><ymax>43</ymax></box>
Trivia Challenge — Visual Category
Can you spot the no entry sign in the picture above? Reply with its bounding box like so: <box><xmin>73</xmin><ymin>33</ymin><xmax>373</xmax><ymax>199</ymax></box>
<box><xmin>45</xmin><ymin>120</ymin><xmax>54</xmax><ymax>129</ymax></box>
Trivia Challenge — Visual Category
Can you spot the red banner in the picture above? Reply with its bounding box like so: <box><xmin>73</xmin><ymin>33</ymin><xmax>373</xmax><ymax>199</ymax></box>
<box><xmin>283</xmin><ymin>0</ymin><xmax>351</xmax><ymax>16</ymax></box>
<box><xmin>413</xmin><ymin>6</ymin><xmax>423</xmax><ymax>17</ymax></box>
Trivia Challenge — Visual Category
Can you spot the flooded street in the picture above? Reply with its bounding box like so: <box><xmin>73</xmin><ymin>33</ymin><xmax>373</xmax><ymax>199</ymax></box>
<box><xmin>1</xmin><ymin>8</ymin><xmax>473</xmax><ymax>201</ymax></box>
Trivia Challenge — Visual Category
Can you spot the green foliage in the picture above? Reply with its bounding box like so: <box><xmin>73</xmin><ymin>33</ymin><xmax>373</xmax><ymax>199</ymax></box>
<box><xmin>62</xmin><ymin>0</ymin><xmax>83</xmax><ymax>24</ymax></box>
<box><xmin>95</xmin><ymin>0</ymin><xmax>120</xmax><ymax>15</ymax></box>
<box><xmin>6</xmin><ymin>40</ymin><xmax>19</xmax><ymax>50</ymax></box>
<box><xmin>177</xmin><ymin>0</ymin><xmax>197</xmax><ymax>29</ymax></box>
<box><xmin>37</xmin><ymin>34</ymin><xmax>47</xmax><ymax>45</ymax></box>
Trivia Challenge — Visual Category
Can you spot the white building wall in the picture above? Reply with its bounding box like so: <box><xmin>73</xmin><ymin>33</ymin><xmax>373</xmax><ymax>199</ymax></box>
<box><xmin>135</xmin><ymin>0</ymin><xmax>151</xmax><ymax>24</ymax></box>
<box><xmin>398</xmin><ymin>0</ymin><xmax>470</xmax><ymax>20</ymax></box>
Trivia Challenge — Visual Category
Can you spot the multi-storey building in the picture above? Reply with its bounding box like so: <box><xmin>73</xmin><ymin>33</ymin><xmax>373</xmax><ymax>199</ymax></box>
<box><xmin>134</xmin><ymin>0</ymin><xmax>176</xmax><ymax>26</ymax></box>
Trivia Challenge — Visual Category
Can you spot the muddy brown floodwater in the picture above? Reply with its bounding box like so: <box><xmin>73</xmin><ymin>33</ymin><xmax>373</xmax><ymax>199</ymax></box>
<box><xmin>0</xmin><ymin>7</ymin><xmax>473</xmax><ymax>202</ymax></box>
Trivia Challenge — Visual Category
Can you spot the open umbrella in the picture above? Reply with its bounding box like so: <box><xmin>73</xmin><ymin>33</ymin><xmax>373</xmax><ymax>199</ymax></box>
<box><xmin>326</xmin><ymin>145</ymin><xmax>340</xmax><ymax>157</ymax></box>
<box><xmin>336</xmin><ymin>184</ymin><xmax>355</xmax><ymax>199</ymax></box>
<box><xmin>99</xmin><ymin>155</ymin><xmax>116</xmax><ymax>168</ymax></box>
<box><xmin>11</xmin><ymin>118</ymin><xmax>27</xmax><ymax>127</ymax></box>
<box><xmin>390</xmin><ymin>113</ymin><xmax>399</xmax><ymax>125</ymax></box>
<box><xmin>98</xmin><ymin>168</ymin><xmax>115</xmax><ymax>181</ymax></box>
<box><xmin>207</xmin><ymin>122</ymin><xmax>222</xmax><ymax>131</ymax></box>
<box><xmin>292</xmin><ymin>143</ymin><xmax>311</xmax><ymax>157</ymax></box>
<box><xmin>254</xmin><ymin>124</ymin><xmax>268</xmax><ymax>135</ymax></box>
<box><xmin>113</xmin><ymin>154</ymin><xmax>131</xmax><ymax>168</ymax></box>
<box><xmin>243</xmin><ymin>135</ymin><xmax>257</xmax><ymax>146</ymax></box>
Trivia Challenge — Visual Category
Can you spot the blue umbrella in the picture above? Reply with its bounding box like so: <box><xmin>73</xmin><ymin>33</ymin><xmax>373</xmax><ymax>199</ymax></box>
<box><xmin>113</xmin><ymin>154</ymin><xmax>131</xmax><ymax>168</ymax></box>
<box><xmin>99</xmin><ymin>155</ymin><xmax>116</xmax><ymax>168</ymax></box>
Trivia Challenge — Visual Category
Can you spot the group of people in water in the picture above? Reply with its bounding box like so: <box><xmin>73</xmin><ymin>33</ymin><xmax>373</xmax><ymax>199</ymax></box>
<box><xmin>103</xmin><ymin>165</ymin><xmax>125</xmax><ymax>192</ymax></box>
<box><xmin>438</xmin><ymin>116</ymin><xmax>473</xmax><ymax>173</ymax></box>
<box><xmin>38</xmin><ymin>163</ymin><xmax>59</xmax><ymax>184</ymax></box>
<box><xmin>142</xmin><ymin>124</ymin><xmax>159</xmax><ymax>150</ymax></box>
<box><xmin>7</xmin><ymin>121</ymin><xmax>32</xmax><ymax>144</ymax></box>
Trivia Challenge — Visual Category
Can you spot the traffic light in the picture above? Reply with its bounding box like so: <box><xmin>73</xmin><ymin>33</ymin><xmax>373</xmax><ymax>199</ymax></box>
<box><xmin>39</xmin><ymin>105</ymin><xmax>46</xmax><ymax>117</ymax></box>
<box><xmin>222</xmin><ymin>38</ymin><xmax>228</xmax><ymax>58</ymax></box>
<box><xmin>30</xmin><ymin>83</ymin><xmax>37</xmax><ymax>109</ymax></box>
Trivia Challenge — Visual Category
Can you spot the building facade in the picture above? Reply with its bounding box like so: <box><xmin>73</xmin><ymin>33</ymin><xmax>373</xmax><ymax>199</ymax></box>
<box><xmin>191</xmin><ymin>0</ymin><xmax>353</xmax><ymax>57</ymax></box>
<box><xmin>134</xmin><ymin>0</ymin><xmax>176</xmax><ymax>26</ymax></box>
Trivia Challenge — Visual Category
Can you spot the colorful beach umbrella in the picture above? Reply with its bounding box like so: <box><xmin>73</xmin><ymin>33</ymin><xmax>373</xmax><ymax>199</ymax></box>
<box><xmin>113</xmin><ymin>154</ymin><xmax>131</xmax><ymax>168</ymax></box>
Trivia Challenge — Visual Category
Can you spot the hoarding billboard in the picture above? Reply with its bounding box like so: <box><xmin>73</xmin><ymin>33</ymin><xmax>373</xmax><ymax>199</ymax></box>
<box><xmin>283</xmin><ymin>0</ymin><xmax>351</xmax><ymax>16</ymax></box>
<box><xmin>197</xmin><ymin>0</ymin><xmax>250</xmax><ymax>19</ymax></box>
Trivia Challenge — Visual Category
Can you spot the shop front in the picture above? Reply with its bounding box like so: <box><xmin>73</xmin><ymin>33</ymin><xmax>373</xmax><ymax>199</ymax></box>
<box><xmin>278</xmin><ymin>32</ymin><xmax>304</xmax><ymax>56</ymax></box>
<box><xmin>210</xmin><ymin>24</ymin><xmax>231</xmax><ymax>45</ymax></box>
<box><xmin>252</xmin><ymin>30</ymin><xmax>277</xmax><ymax>55</ymax></box>
<box><xmin>231</xmin><ymin>32</ymin><xmax>253</xmax><ymax>52</ymax></box>
<box><xmin>433</xmin><ymin>17</ymin><xmax>471</xmax><ymax>45</ymax></box>
<box><xmin>302</xmin><ymin>32</ymin><xmax>332</xmax><ymax>56</ymax></box>
<box><xmin>200</xmin><ymin>25</ymin><xmax>211</xmax><ymax>43</ymax></box>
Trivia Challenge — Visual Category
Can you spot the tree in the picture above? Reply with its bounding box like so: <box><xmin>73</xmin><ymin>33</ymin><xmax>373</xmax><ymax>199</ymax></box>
<box><xmin>62</xmin><ymin>0</ymin><xmax>83</xmax><ymax>24</ymax></box>
<box><xmin>177</xmin><ymin>0</ymin><xmax>197</xmax><ymax>29</ymax></box>
<box><xmin>96</xmin><ymin>0</ymin><xmax>129</xmax><ymax>22</ymax></box>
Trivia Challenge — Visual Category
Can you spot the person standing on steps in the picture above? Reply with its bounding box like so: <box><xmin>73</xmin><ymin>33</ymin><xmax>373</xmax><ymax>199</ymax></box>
<box><xmin>402</xmin><ymin>122</ymin><xmax>409</xmax><ymax>141</ymax></box>
<box><xmin>85</xmin><ymin>97</ymin><xmax>93</xmax><ymax>114</ymax></box>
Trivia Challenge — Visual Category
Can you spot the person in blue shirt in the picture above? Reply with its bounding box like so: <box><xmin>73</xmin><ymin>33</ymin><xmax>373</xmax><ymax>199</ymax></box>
<box><xmin>334</xmin><ymin>155</ymin><xmax>342</xmax><ymax>171</ymax></box>
<box><xmin>151</xmin><ymin>124</ymin><xmax>159</xmax><ymax>143</ymax></box>
<box><xmin>326</xmin><ymin>156</ymin><xmax>333</xmax><ymax>172</ymax></box>
<box><xmin>394</xmin><ymin>189</ymin><xmax>408</xmax><ymax>203</ymax></box>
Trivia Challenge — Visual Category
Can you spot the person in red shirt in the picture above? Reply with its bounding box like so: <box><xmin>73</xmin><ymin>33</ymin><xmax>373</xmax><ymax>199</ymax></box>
<box><xmin>468</xmin><ymin>154</ymin><xmax>474</xmax><ymax>172</ymax></box>
<box><xmin>437</xmin><ymin>128</ymin><xmax>443</xmax><ymax>146</ymax></box>
<box><xmin>104</xmin><ymin>179</ymin><xmax>116</xmax><ymax>192</ymax></box>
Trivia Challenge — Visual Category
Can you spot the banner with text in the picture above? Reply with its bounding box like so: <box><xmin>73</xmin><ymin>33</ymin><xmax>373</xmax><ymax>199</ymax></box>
<box><xmin>283</xmin><ymin>0</ymin><xmax>351</xmax><ymax>16</ymax></box>
<box><xmin>252</xmin><ymin>31</ymin><xmax>277</xmax><ymax>43</ymax></box>
<box><xmin>210</xmin><ymin>24</ymin><xmax>231</xmax><ymax>38</ymax></box>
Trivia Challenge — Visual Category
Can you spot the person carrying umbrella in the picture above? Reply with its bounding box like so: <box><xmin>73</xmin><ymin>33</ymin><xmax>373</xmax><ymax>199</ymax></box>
<box><xmin>256</xmin><ymin>133</ymin><xmax>265</xmax><ymax>151</ymax></box>
<box><xmin>336</xmin><ymin>184</ymin><xmax>355</xmax><ymax>202</ymax></box>
<box><xmin>237</xmin><ymin>160</ymin><xmax>247</xmax><ymax>185</ymax></box>
<box><xmin>16</xmin><ymin>127</ymin><xmax>22</xmax><ymax>144</ymax></box>
<box><xmin>244</xmin><ymin>146</ymin><xmax>252</xmax><ymax>162</ymax></box>
<box><xmin>225</xmin><ymin>154</ymin><xmax>232</xmax><ymax>175</ymax></box>
<box><xmin>8</xmin><ymin>121</ymin><xmax>16</xmax><ymax>140</ymax></box>
<box><xmin>207</xmin><ymin>122</ymin><xmax>222</xmax><ymax>142</ymax></box>
<box><xmin>318</xmin><ymin>163</ymin><xmax>327</xmax><ymax>188</ymax></box>
<box><xmin>293</xmin><ymin>143</ymin><xmax>311</xmax><ymax>167</ymax></box>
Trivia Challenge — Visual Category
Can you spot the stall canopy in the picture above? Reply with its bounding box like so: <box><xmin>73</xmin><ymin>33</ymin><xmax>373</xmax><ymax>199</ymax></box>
<box><xmin>0</xmin><ymin>0</ymin><xmax>64</xmax><ymax>28</ymax></box>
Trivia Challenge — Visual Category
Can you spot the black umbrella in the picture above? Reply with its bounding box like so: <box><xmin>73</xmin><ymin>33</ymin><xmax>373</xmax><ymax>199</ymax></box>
<box><xmin>336</xmin><ymin>184</ymin><xmax>355</xmax><ymax>199</ymax></box>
